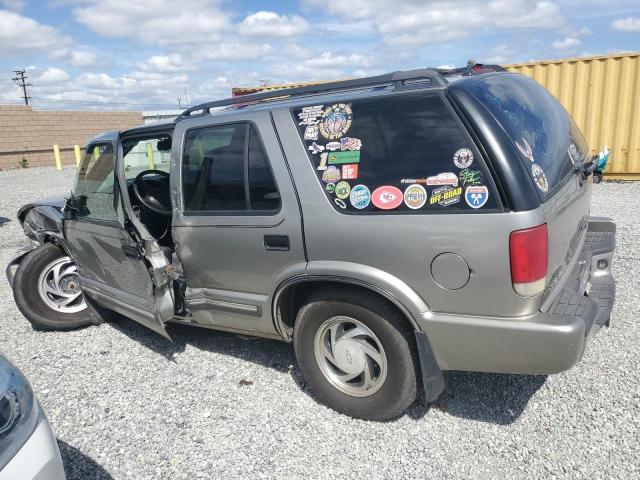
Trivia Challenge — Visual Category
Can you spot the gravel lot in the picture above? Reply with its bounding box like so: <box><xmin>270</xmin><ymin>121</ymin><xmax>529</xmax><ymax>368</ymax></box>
<box><xmin>0</xmin><ymin>166</ymin><xmax>638</xmax><ymax>479</ymax></box>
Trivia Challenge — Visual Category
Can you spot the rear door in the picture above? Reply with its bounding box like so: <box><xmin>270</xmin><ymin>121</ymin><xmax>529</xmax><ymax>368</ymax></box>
<box><xmin>64</xmin><ymin>132</ymin><xmax>173</xmax><ymax>338</ymax></box>
<box><xmin>171</xmin><ymin>111</ymin><xmax>306</xmax><ymax>336</ymax></box>
<box><xmin>459</xmin><ymin>73</ymin><xmax>592</xmax><ymax>296</ymax></box>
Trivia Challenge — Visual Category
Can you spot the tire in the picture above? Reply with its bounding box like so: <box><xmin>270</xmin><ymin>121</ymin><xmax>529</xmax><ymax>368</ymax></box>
<box><xmin>593</xmin><ymin>172</ymin><xmax>603</xmax><ymax>184</ymax></box>
<box><xmin>293</xmin><ymin>288</ymin><xmax>419</xmax><ymax>421</ymax></box>
<box><xmin>13</xmin><ymin>243</ymin><xmax>102</xmax><ymax>331</ymax></box>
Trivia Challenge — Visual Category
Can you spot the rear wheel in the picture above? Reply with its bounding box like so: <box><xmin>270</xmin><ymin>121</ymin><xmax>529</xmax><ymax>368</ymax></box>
<box><xmin>13</xmin><ymin>243</ymin><xmax>102</xmax><ymax>331</ymax></box>
<box><xmin>593</xmin><ymin>172</ymin><xmax>603</xmax><ymax>184</ymax></box>
<box><xmin>293</xmin><ymin>288</ymin><xmax>419</xmax><ymax>421</ymax></box>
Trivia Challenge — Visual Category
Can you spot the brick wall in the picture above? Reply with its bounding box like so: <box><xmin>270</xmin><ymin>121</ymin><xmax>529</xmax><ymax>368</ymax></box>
<box><xmin>0</xmin><ymin>105</ymin><xmax>143</xmax><ymax>170</ymax></box>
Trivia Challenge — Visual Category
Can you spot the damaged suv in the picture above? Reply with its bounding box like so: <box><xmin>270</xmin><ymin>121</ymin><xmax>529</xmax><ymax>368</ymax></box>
<box><xmin>7</xmin><ymin>68</ymin><xmax>616</xmax><ymax>421</ymax></box>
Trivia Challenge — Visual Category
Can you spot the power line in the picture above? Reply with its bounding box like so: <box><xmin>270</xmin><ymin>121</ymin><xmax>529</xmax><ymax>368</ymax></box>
<box><xmin>29</xmin><ymin>97</ymin><xmax>178</xmax><ymax>108</ymax></box>
<box><xmin>12</xmin><ymin>70</ymin><xmax>31</xmax><ymax>105</ymax></box>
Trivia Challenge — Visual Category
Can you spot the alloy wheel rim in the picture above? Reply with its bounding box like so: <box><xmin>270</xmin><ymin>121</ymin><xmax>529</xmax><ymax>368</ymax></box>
<box><xmin>313</xmin><ymin>316</ymin><xmax>387</xmax><ymax>397</ymax></box>
<box><xmin>37</xmin><ymin>256</ymin><xmax>87</xmax><ymax>314</ymax></box>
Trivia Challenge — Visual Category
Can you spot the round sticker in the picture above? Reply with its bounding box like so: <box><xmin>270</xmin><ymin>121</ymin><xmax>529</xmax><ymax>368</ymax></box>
<box><xmin>371</xmin><ymin>186</ymin><xmax>403</xmax><ymax>210</ymax></box>
<box><xmin>349</xmin><ymin>184</ymin><xmax>371</xmax><ymax>209</ymax></box>
<box><xmin>453</xmin><ymin>148</ymin><xmax>474</xmax><ymax>169</ymax></box>
<box><xmin>319</xmin><ymin>103</ymin><xmax>353</xmax><ymax>140</ymax></box>
<box><xmin>322</xmin><ymin>165</ymin><xmax>341</xmax><ymax>183</ymax></box>
<box><xmin>531</xmin><ymin>163</ymin><xmax>549</xmax><ymax>193</ymax></box>
<box><xmin>334</xmin><ymin>198</ymin><xmax>347</xmax><ymax>209</ymax></box>
<box><xmin>326</xmin><ymin>182</ymin><xmax>336</xmax><ymax>193</ymax></box>
<box><xmin>465</xmin><ymin>185</ymin><xmax>489</xmax><ymax>209</ymax></box>
<box><xmin>404</xmin><ymin>184</ymin><xmax>427</xmax><ymax>209</ymax></box>
<box><xmin>335</xmin><ymin>181</ymin><xmax>351</xmax><ymax>200</ymax></box>
<box><xmin>516</xmin><ymin>138</ymin><xmax>534</xmax><ymax>162</ymax></box>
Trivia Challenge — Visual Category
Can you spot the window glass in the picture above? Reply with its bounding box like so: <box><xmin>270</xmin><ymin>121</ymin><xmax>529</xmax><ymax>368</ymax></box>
<box><xmin>182</xmin><ymin>123</ymin><xmax>280</xmax><ymax>213</ymax></box>
<box><xmin>463</xmin><ymin>74</ymin><xmax>587</xmax><ymax>196</ymax></box>
<box><xmin>292</xmin><ymin>94</ymin><xmax>498</xmax><ymax>213</ymax></box>
<box><xmin>73</xmin><ymin>143</ymin><xmax>119</xmax><ymax>221</ymax></box>
<box><xmin>248</xmin><ymin>126</ymin><xmax>279</xmax><ymax>211</ymax></box>
<box><xmin>122</xmin><ymin>135</ymin><xmax>171</xmax><ymax>181</ymax></box>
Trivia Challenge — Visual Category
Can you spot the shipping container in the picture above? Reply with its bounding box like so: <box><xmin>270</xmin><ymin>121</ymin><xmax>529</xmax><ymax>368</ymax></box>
<box><xmin>506</xmin><ymin>52</ymin><xmax>640</xmax><ymax>180</ymax></box>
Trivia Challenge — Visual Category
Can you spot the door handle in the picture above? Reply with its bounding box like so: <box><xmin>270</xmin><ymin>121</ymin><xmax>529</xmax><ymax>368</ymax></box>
<box><xmin>122</xmin><ymin>244</ymin><xmax>141</xmax><ymax>259</ymax></box>
<box><xmin>264</xmin><ymin>235</ymin><xmax>290</xmax><ymax>251</ymax></box>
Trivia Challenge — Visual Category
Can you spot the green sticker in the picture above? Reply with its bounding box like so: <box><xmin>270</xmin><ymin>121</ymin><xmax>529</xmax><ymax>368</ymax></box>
<box><xmin>327</xmin><ymin>151</ymin><xmax>360</xmax><ymax>165</ymax></box>
<box><xmin>326</xmin><ymin>182</ymin><xmax>336</xmax><ymax>193</ymax></box>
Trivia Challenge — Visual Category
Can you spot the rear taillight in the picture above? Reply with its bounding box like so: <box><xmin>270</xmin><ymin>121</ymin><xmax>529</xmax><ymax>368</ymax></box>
<box><xmin>509</xmin><ymin>223</ymin><xmax>548</xmax><ymax>297</ymax></box>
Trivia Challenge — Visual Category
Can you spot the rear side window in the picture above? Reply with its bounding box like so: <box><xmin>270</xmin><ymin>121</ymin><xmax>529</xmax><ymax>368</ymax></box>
<box><xmin>292</xmin><ymin>94</ymin><xmax>498</xmax><ymax>213</ymax></box>
<box><xmin>182</xmin><ymin>123</ymin><xmax>280</xmax><ymax>213</ymax></box>
<box><xmin>463</xmin><ymin>74</ymin><xmax>588</xmax><ymax>196</ymax></box>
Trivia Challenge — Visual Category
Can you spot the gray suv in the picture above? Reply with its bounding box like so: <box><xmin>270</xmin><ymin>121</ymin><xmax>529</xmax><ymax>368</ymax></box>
<box><xmin>7</xmin><ymin>69</ymin><xmax>616</xmax><ymax>420</ymax></box>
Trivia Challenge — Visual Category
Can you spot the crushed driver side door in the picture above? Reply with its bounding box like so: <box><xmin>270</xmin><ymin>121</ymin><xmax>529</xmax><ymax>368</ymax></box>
<box><xmin>63</xmin><ymin>131</ymin><xmax>174</xmax><ymax>338</ymax></box>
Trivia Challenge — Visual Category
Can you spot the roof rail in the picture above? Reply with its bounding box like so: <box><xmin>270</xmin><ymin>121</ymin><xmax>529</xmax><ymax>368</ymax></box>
<box><xmin>176</xmin><ymin>68</ymin><xmax>448</xmax><ymax>122</ymax></box>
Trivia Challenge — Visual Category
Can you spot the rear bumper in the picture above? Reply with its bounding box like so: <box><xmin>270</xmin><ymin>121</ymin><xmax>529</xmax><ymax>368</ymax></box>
<box><xmin>419</xmin><ymin>216</ymin><xmax>616</xmax><ymax>374</ymax></box>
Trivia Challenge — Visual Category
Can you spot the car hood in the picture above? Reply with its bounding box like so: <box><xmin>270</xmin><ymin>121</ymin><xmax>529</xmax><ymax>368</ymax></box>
<box><xmin>17</xmin><ymin>195</ymin><xmax>66</xmax><ymax>221</ymax></box>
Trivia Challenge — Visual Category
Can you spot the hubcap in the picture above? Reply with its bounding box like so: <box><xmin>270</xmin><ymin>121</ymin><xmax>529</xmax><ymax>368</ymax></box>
<box><xmin>37</xmin><ymin>257</ymin><xmax>87</xmax><ymax>314</ymax></box>
<box><xmin>314</xmin><ymin>316</ymin><xmax>387</xmax><ymax>397</ymax></box>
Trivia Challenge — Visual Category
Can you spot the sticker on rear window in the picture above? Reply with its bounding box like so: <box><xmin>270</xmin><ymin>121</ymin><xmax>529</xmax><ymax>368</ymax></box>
<box><xmin>298</xmin><ymin>105</ymin><xmax>323</xmax><ymax>126</ymax></box>
<box><xmin>465</xmin><ymin>185</ymin><xmax>489</xmax><ymax>209</ymax></box>
<box><xmin>340</xmin><ymin>137</ymin><xmax>362</xmax><ymax>151</ymax></box>
<box><xmin>404</xmin><ymin>184</ymin><xmax>427</xmax><ymax>209</ymax></box>
<box><xmin>430</xmin><ymin>186</ymin><xmax>462</xmax><ymax>206</ymax></box>
<box><xmin>453</xmin><ymin>148</ymin><xmax>474</xmax><ymax>169</ymax></box>
<box><xmin>350</xmin><ymin>184</ymin><xmax>371</xmax><ymax>209</ymax></box>
<box><xmin>372</xmin><ymin>186</ymin><xmax>403</xmax><ymax>210</ymax></box>
<box><xmin>304</xmin><ymin>125</ymin><xmax>319</xmax><ymax>140</ymax></box>
<box><xmin>531</xmin><ymin>163</ymin><xmax>549</xmax><ymax>193</ymax></box>
<box><xmin>426</xmin><ymin>172</ymin><xmax>458</xmax><ymax>187</ymax></box>
<box><xmin>319</xmin><ymin>104</ymin><xmax>353</xmax><ymax>140</ymax></box>
<box><xmin>322</xmin><ymin>166</ymin><xmax>341</xmax><ymax>183</ymax></box>
<box><xmin>335</xmin><ymin>181</ymin><xmax>351</xmax><ymax>200</ymax></box>
<box><xmin>516</xmin><ymin>138</ymin><xmax>534</xmax><ymax>162</ymax></box>
<box><xmin>317</xmin><ymin>152</ymin><xmax>328</xmax><ymax>171</ymax></box>
<box><xmin>459</xmin><ymin>169</ymin><xmax>484</xmax><ymax>186</ymax></box>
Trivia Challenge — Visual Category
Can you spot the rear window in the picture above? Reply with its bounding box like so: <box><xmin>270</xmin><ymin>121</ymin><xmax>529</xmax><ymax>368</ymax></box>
<box><xmin>292</xmin><ymin>93</ymin><xmax>499</xmax><ymax>213</ymax></box>
<box><xmin>463</xmin><ymin>74</ymin><xmax>589</xmax><ymax>196</ymax></box>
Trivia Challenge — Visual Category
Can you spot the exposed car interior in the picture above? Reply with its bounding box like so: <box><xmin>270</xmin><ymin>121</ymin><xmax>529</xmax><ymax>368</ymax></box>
<box><xmin>121</xmin><ymin>132</ymin><xmax>173</xmax><ymax>247</ymax></box>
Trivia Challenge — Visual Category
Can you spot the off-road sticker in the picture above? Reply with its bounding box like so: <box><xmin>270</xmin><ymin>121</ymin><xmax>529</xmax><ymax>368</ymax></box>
<box><xmin>341</xmin><ymin>163</ymin><xmax>358</xmax><ymax>180</ymax></box>
<box><xmin>322</xmin><ymin>165</ymin><xmax>341</xmax><ymax>183</ymax></box>
<box><xmin>317</xmin><ymin>152</ymin><xmax>328</xmax><ymax>171</ymax></box>
<box><xmin>328</xmin><ymin>151</ymin><xmax>360</xmax><ymax>165</ymax></box>
<box><xmin>340</xmin><ymin>137</ymin><xmax>362</xmax><ymax>151</ymax></box>
<box><xmin>516</xmin><ymin>138</ymin><xmax>534</xmax><ymax>162</ymax></box>
<box><xmin>371</xmin><ymin>186</ymin><xmax>403</xmax><ymax>210</ymax></box>
<box><xmin>298</xmin><ymin>105</ymin><xmax>323</xmax><ymax>126</ymax></box>
<box><xmin>335</xmin><ymin>181</ymin><xmax>351</xmax><ymax>200</ymax></box>
<box><xmin>426</xmin><ymin>172</ymin><xmax>458</xmax><ymax>187</ymax></box>
<box><xmin>453</xmin><ymin>148</ymin><xmax>474</xmax><ymax>169</ymax></box>
<box><xmin>403</xmin><ymin>184</ymin><xmax>427</xmax><ymax>209</ymax></box>
<box><xmin>429</xmin><ymin>186</ymin><xmax>462</xmax><ymax>206</ymax></box>
<box><xmin>319</xmin><ymin>103</ymin><xmax>353</xmax><ymax>140</ymax></box>
<box><xmin>309</xmin><ymin>142</ymin><xmax>324</xmax><ymax>154</ymax></box>
<box><xmin>531</xmin><ymin>163</ymin><xmax>549</xmax><ymax>193</ymax></box>
<box><xmin>326</xmin><ymin>141</ymin><xmax>341</xmax><ymax>151</ymax></box>
<box><xmin>459</xmin><ymin>169</ymin><xmax>484</xmax><ymax>186</ymax></box>
<box><xmin>304</xmin><ymin>125</ymin><xmax>319</xmax><ymax>141</ymax></box>
<box><xmin>349</xmin><ymin>184</ymin><xmax>371</xmax><ymax>209</ymax></box>
<box><xmin>326</xmin><ymin>182</ymin><xmax>336</xmax><ymax>193</ymax></box>
<box><xmin>465</xmin><ymin>185</ymin><xmax>489</xmax><ymax>209</ymax></box>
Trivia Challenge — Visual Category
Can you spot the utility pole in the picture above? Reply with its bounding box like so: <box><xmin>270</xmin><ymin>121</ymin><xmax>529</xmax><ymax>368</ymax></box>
<box><xmin>183</xmin><ymin>87</ymin><xmax>189</xmax><ymax>108</ymax></box>
<box><xmin>12</xmin><ymin>70</ymin><xmax>31</xmax><ymax>105</ymax></box>
<box><xmin>177</xmin><ymin>97</ymin><xmax>182</xmax><ymax>109</ymax></box>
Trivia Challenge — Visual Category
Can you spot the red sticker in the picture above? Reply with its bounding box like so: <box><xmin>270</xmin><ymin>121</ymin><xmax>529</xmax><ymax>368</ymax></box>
<box><xmin>341</xmin><ymin>164</ymin><xmax>358</xmax><ymax>180</ymax></box>
<box><xmin>371</xmin><ymin>185</ymin><xmax>403</xmax><ymax>210</ymax></box>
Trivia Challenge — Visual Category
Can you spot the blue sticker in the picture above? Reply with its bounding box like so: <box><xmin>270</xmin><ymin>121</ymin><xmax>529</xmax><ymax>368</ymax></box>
<box><xmin>465</xmin><ymin>185</ymin><xmax>489</xmax><ymax>209</ymax></box>
<box><xmin>349</xmin><ymin>184</ymin><xmax>371</xmax><ymax>209</ymax></box>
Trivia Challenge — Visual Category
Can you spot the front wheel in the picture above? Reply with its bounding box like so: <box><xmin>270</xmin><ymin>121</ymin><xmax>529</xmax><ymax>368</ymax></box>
<box><xmin>293</xmin><ymin>288</ymin><xmax>419</xmax><ymax>421</ymax></box>
<box><xmin>13</xmin><ymin>243</ymin><xmax>102</xmax><ymax>331</ymax></box>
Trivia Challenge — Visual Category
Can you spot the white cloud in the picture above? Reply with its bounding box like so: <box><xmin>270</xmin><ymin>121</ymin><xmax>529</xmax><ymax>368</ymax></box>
<box><xmin>304</xmin><ymin>0</ymin><xmax>563</xmax><ymax>46</ymax></box>
<box><xmin>611</xmin><ymin>16</ymin><xmax>640</xmax><ymax>32</ymax></box>
<box><xmin>137</xmin><ymin>54</ymin><xmax>192</xmax><ymax>73</ymax></box>
<box><xmin>480</xmin><ymin>44</ymin><xmax>518</xmax><ymax>64</ymax></box>
<box><xmin>551</xmin><ymin>36</ymin><xmax>581</xmax><ymax>49</ymax></box>
<box><xmin>194</xmin><ymin>42</ymin><xmax>275</xmax><ymax>61</ymax></box>
<box><xmin>237</xmin><ymin>11</ymin><xmax>309</xmax><ymax>37</ymax></box>
<box><xmin>50</xmin><ymin>48</ymin><xmax>102</xmax><ymax>67</ymax></box>
<box><xmin>37</xmin><ymin>67</ymin><xmax>70</xmax><ymax>83</ymax></box>
<box><xmin>73</xmin><ymin>0</ymin><xmax>231</xmax><ymax>45</ymax></box>
<box><xmin>0</xmin><ymin>9</ymin><xmax>70</xmax><ymax>53</ymax></box>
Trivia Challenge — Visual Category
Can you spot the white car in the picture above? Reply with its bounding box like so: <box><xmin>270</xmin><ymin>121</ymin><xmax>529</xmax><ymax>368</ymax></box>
<box><xmin>0</xmin><ymin>354</ymin><xmax>65</xmax><ymax>480</ymax></box>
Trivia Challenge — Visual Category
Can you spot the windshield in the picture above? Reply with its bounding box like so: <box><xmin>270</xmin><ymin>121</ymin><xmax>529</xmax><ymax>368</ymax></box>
<box><xmin>464</xmin><ymin>74</ymin><xmax>589</xmax><ymax>196</ymax></box>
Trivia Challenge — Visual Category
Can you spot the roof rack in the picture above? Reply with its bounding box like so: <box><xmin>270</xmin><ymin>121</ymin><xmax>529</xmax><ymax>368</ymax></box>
<box><xmin>176</xmin><ymin>68</ymin><xmax>449</xmax><ymax>122</ymax></box>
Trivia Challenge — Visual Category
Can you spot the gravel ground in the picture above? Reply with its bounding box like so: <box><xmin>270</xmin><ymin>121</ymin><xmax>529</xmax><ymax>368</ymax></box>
<box><xmin>0</xmin><ymin>166</ymin><xmax>638</xmax><ymax>479</ymax></box>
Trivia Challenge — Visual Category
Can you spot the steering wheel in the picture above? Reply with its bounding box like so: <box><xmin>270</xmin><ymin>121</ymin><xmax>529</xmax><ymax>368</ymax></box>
<box><xmin>132</xmin><ymin>170</ymin><xmax>172</xmax><ymax>216</ymax></box>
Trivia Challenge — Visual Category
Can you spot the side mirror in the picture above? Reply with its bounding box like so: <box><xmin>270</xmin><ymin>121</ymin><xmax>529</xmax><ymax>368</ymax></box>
<box><xmin>63</xmin><ymin>195</ymin><xmax>77</xmax><ymax>220</ymax></box>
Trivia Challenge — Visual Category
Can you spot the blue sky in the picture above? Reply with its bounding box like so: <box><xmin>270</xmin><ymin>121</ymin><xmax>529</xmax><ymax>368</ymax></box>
<box><xmin>0</xmin><ymin>0</ymin><xmax>639</xmax><ymax>110</ymax></box>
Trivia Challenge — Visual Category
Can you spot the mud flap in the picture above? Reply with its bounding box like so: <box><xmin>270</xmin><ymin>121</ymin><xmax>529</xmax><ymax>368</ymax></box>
<box><xmin>415</xmin><ymin>330</ymin><xmax>445</xmax><ymax>402</ymax></box>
